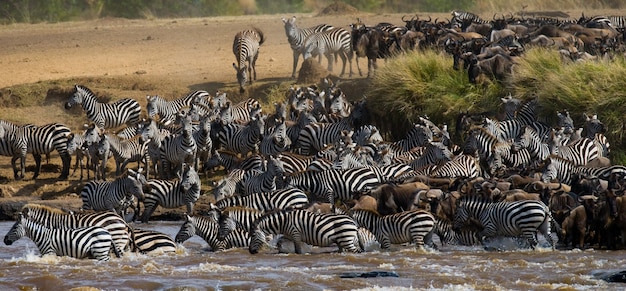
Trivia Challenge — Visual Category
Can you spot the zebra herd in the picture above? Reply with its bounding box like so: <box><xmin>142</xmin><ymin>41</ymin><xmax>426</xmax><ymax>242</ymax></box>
<box><xmin>4</xmin><ymin>11</ymin><xmax>626</xmax><ymax>260</ymax></box>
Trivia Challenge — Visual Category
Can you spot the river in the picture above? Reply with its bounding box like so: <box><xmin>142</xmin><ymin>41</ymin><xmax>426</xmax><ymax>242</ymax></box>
<box><xmin>1</xmin><ymin>220</ymin><xmax>625</xmax><ymax>290</ymax></box>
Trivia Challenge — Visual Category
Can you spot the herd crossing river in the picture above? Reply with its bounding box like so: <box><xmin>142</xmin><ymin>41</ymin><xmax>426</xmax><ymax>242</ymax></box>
<box><xmin>1</xmin><ymin>220</ymin><xmax>626</xmax><ymax>290</ymax></box>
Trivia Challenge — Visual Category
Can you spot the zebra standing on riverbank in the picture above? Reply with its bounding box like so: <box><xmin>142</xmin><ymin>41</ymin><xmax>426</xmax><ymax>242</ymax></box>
<box><xmin>302</xmin><ymin>27</ymin><xmax>355</xmax><ymax>77</ymax></box>
<box><xmin>24</xmin><ymin>123</ymin><xmax>72</xmax><ymax>180</ymax></box>
<box><xmin>4</xmin><ymin>213</ymin><xmax>120</xmax><ymax>261</ymax></box>
<box><xmin>65</xmin><ymin>85</ymin><xmax>141</xmax><ymax>129</ymax></box>
<box><xmin>453</xmin><ymin>196</ymin><xmax>556</xmax><ymax>250</ymax></box>
<box><xmin>281</xmin><ymin>16</ymin><xmax>334</xmax><ymax>78</ymax></box>
<box><xmin>80</xmin><ymin>168</ymin><xmax>146</xmax><ymax>221</ymax></box>
<box><xmin>146</xmin><ymin>91</ymin><xmax>209</xmax><ymax>126</ymax></box>
<box><xmin>233</xmin><ymin>27</ymin><xmax>266</xmax><ymax>93</ymax></box>
<box><xmin>249</xmin><ymin>209</ymin><xmax>362</xmax><ymax>254</ymax></box>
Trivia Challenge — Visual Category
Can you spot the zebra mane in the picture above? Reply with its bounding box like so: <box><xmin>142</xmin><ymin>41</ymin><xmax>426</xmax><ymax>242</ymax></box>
<box><xmin>22</xmin><ymin>203</ymin><xmax>67</xmax><ymax>215</ymax></box>
<box><xmin>74</xmin><ymin>84</ymin><xmax>94</xmax><ymax>95</ymax></box>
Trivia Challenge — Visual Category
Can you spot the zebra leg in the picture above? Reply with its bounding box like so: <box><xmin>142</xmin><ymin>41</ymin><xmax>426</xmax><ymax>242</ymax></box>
<box><xmin>59</xmin><ymin>153</ymin><xmax>71</xmax><ymax>180</ymax></box>
<box><xmin>10</xmin><ymin>155</ymin><xmax>23</xmax><ymax>180</ymax></box>
<box><xmin>338</xmin><ymin>51</ymin><xmax>347</xmax><ymax>77</ymax></box>
<box><xmin>326</xmin><ymin>52</ymin><xmax>334</xmax><ymax>73</ymax></box>
<box><xmin>291</xmin><ymin>50</ymin><xmax>299</xmax><ymax>79</ymax></box>
<box><xmin>32</xmin><ymin>153</ymin><xmax>42</xmax><ymax>180</ymax></box>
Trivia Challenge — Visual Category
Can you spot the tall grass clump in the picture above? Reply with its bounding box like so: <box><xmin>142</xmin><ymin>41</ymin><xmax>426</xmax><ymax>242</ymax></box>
<box><xmin>367</xmin><ymin>49</ymin><xmax>506</xmax><ymax>140</ymax></box>
<box><xmin>510</xmin><ymin>47</ymin><xmax>626</xmax><ymax>163</ymax></box>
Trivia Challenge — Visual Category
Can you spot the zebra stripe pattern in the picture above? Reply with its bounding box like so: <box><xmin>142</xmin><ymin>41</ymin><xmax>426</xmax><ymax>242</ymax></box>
<box><xmin>80</xmin><ymin>169</ymin><xmax>146</xmax><ymax>221</ymax></box>
<box><xmin>4</xmin><ymin>213</ymin><xmax>119</xmax><ymax>261</ymax></box>
<box><xmin>65</xmin><ymin>85</ymin><xmax>142</xmax><ymax>129</ymax></box>
<box><xmin>23</xmin><ymin>123</ymin><xmax>72</xmax><ymax>179</ymax></box>
<box><xmin>175</xmin><ymin>214</ymin><xmax>248</xmax><ymax>251</ymax></box>
<box><xmin>159</xmin><ymin>114</ymin><xmax>197</xmax><ymax>179</ymax></box>
<box><xmin>214</xmin><ymin>187</ymin><xmax>309</xmax><ymax>212</ymax></box>
<box><xmin>286</xmin><ymin>167</ymin><xmax>379</xmax><ymax>205</ymax></box>
<box><xmin>453</xmin><ymin>196</ymin><xmax>556</xmax><ymax>249</ymax></box>
<box><xmin>0</xmin><ymin>120</ymin><xmax>29</xmax><ymax>180</ymax></box>
<box><xmin>217</xmin><ymin>206</ymin><xmax>265</xmax><ymax>240</ymax></box>
<box><xmin>130</xmin><ymin>228</ymin><xmax>177</xmax><ymax>255</ymax></box>
<box><xmin>146</xmin><ymin>90</ymin><xmax>209</xmax><ymax>126</ymax></box>
<box><xmin>97</xmin><ymin>133</ymin><xmax>148</xmax><ymax>177</ymax></box>
<box><xmin>249</xmin><ymin>209</ymin><xmax>361</xmax><ymax>254</ymax></box>
<box><xmin>350</xmin><ymin>209</ymin><xmax>436</xmax><ymax>249</ymax></box>
<box><xmin>21</xmin><ymin>203</ymin><xmax>131</xmax><ymax>254</ymax></box>
<box><xmin>281</xmin><ymin>16</ymin><xmax>334</xmax><ymax>78</ymax></box>
<box><xmin>141</xmin><ymin>165</ymin><xmax>201</xmax><ymax>223</ymax></box>
<box><xmin>540</xmin><ymin>155</ymin><xmax>626</xmax><ymax>185</ymax></box>
<box><xmin>302</xmin><ymin>27</ymin><xmax>354</xmax><ymax>77</ymax></box>
<box><xmin>217</xmin><ymin>116</ymin><xmax>265</xmax><ymax>156</ymax></box>
<box><xmin>232</xmin><ymin>27</ymin><xmax>266</xmax><ymax>93</ymax></box>
<box><xmin>241</xmin><ymin>155</ymin><xmax>285</xmax><ymax>195</ymax></box>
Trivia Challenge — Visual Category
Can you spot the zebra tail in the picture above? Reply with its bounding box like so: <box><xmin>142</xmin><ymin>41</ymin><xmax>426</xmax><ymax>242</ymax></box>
<box><xmin>112</xmin><ymin>240</ymin><xmax>123</xmax><ymax>258</ymax></box>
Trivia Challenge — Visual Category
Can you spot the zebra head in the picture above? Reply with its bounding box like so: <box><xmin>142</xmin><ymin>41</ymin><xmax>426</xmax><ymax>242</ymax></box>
<box><xmin>83</xmin><ymin>123</ymin><xmax>103</xmax><ymax>146</ymax></box>
<box><xmin>97</xmin><ymin>134</ymin><xmax>110</xmax><ymax>157</ymax></box>
<box><xmin>137</xmin><ymin>119</ymin><xmax>158</xmax><ymax>144</ymax></box>
<box><xmin>232</xmin><ymin>63</ymin><xmax>248</xmax><ymax>93</ymax></box>
<box><xmin>180</xmin><ymin>164</ymin><xmax>200</xmax><ymax>193</ymax></box>
<box><xmin>145</xmin><ymin>95</ymin><xmax>162</xmax><ymax>119</ymax></box>
<box><xmin>248</xmin><ymin>227</ymin><xmax>267</xmax><ymax>254</ymax></box>
<box><xmin>126</xmin><ymin>168</ymin><xmax>146</xmax><ymax>202</ymax></box>
<box><xmin>217</xmin><ymin>211</ymin><xmax>236</xmax><ymax>241</ymax></box>
<box><xmin>452</xmin><ymin>200</ymin><xmax>471</xmax><ymax>232</ymax></box>
<box><xmin>65</xmin><ymin>85</ymin><xmax>90</xmax><ymax>109</ymax></box>
<box><xmin>540</xmin><ymin>157</ymin><xmax>559</xmax><ymax>183</ymax></box>
<box><xmin>174</xmin><ymin>214</ymin><xmax>196</xmax><ymax>244</ymax></box>
<box><xmin>511</xmin><ymin>126</ymin><xmax>532</xmax><ymax>153</ymax></box>
<box><xmin>4</xmin><ymin>213</ymin><xmax>27</xmax><ymax>246</ymax></box>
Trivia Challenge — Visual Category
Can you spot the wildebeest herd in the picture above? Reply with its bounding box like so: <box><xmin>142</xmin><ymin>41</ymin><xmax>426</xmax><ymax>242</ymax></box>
<box><xmin>3</xmin><ymin>10</ymin><xmax>626</xmax><ymax>260</ymax></box>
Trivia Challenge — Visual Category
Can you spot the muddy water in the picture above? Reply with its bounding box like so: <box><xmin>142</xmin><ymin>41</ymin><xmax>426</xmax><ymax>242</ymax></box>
<box><xmin>1</xmin><ymin>220</ymin><xmax>625</xmax><ymax>290</ymax></box>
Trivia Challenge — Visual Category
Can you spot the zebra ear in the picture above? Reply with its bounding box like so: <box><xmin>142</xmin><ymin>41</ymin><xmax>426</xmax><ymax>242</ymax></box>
<box><xmin>232</xmin><ymin>63</ymin><xmax>238</xmax><ymax>70</ymax></box>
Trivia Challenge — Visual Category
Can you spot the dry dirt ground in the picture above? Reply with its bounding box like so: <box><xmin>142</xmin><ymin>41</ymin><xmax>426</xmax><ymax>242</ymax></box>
<box><xmin>0</xmin><ymin>7</ymin><xmax>614</xmax><ymax>221</ymax></box>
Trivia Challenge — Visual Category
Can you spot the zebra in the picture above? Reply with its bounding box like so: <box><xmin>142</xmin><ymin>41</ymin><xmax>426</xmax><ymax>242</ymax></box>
<box><xmin>65</xmin><ymin>85</ymin><xmax>142</xmax><ymax>129</ymax></box>
<box><xmin>174</xmin><ymin>214</ymin><xmax>248</xmax><ymax>251</ymax></box>
<box><xmin>285</xmin><ymin>167</ymin><xmax>379</xmax><ymax>207</ymax></box>
<box><xmin>137</xmin><ymin>118</ymin><xmax>172</xmax><ymax>179</ymax></box>
<box><xmin>97</xmin><ymin>133</ymin><xmax>148</xmax><ymax>177</ymax></box>
<box><xmin>349</xmin><ymin>209</ymin><xmax>436</xmax><ymax>250</ymax></box>
<box><xmin>21</xmin><ymin>122</ymin><xmax>73</xmax><ymax>180</ymax></box>
<box><xmin>408</xmin><ymin>141</ymin><xmax>454</xmax><ymax>171</ymax></box>
<box><xmin>193</xmin><ymin>114</ymin><xmax>213</xmax><ymax>172</ymax></box>
<box><xmin>216</xmin><ymin>206</ymin><xmax>265</xmax><ymax>240</ymax></box>
<box><xmin>146</xmin><ymin>90</ymin><xmax>210</xmax><ymax>126</ymax></box>
<box><xmin>4</xmin><ymin>212</ymin><xmax>120</xmax><ymax>261</ymax></box>
<box><xmin>302</xmin><ymin>27</ymin><xmax>354</xmax><ymax>77</ymax></box>
<box><xmin>584</xmin><ymin>113</ymin><xmax>610</xmax><ymax>157</ymax></box>
<box><xmin>80</xmin><ymin>168</ymin><xmax>146</xmax><ymax>222</ymax></box>
<box><xmin>159</xmin><ymin>114</ymin><xmax>197</xmax><ymax>179</ymax></box>
<box><xmin>249</xmin><ymin>208</ymin><xmax>362</xmax><ymax>254</ymax></box>
<box><xmin>433</xmin><ymin>219</ymin><xmax>482</xmax><ymax>246</ymax></box>
<box><xmin>0</xmin><ymin>120</ymin><xmax>29</xmax><ymax>180</ymax></box>
<box><xmin>232</xmin><ymin>27</ymin><xmax>266</xmax><ymax>93</ymax></box>
<box><xmin>281</xmin><ymin>16</ymin><xmax>334</xmax><ymax>78</ymax></box>
<box><xmin>430</xmin><ymin>153</ymin><xmax>481</xmax><ymax>179</ymax></box>
<box><xmin>540</xmin><ymin>155</ymin><xmax>626</xmax><ymax>185</ymax></box>
<box><xmin>141</xmin><ymin>164</ymin><xmax>201</xmax><ymax>223</ymax></box>
<box><xmin>217</xmin><ymin>115</ymin><xmax>265</xmax><ymax>156</ymax></box>
<box><xmin>218</xmin><ymin>99</ymin><xmax>261</xmax><ymax>125</ymax></box>
<box><xmin>212</xmin><ymin>169</ymin><xmax>246</xmax><ymax>201</ymax></box>
<box><xmin>451</xmin><ymin>10</ymin><xmax>489</xmax><ymax>25</ymax></box>
<box><xmin>453</xmin><ymin>196</ymin><xmax>556</xmax><ymax>250</ymax></box>
<box><xmin>512</xmin><ymin>126</ymin><xmax>551</xmax><ymax>166</ymax></box>
<box><xmin>21</xmin><ymin>203</ymin><xmax>132</xmax><ymax>254</ymax></box>
<box><xmin>548</xmin><ymin>129</ymin><xmax>599</xmax><ymax>166</ymax></box>
<box><xmin>241</xmin><ymin>155</ymin><xmax>285</xmax><ymax>195</ymax></box>
<box><xmin>203</xmin><ymin>150</ymin><xmax>264</xmax><ymax>173</ymax></box>
<box><xmin>259</xmin><ymin>117</ymin><xmax>292</xmax><ymax>157</ymax></box>
<box><xmin>129</xmin><ymin>228</ymin><xmax>177</xmax><ymax>255</ymax></box>
<box><xmin>66</xmin><ymin>132</ymin><xmax>91</xmax><ymax>181</ymax></box>
<box><xmin>214</xmin><ymin>187</ymin><xmax>309</xmax><ymax>212</ymax></box>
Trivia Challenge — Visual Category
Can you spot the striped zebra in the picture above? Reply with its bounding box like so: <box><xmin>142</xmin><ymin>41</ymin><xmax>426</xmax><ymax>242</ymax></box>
<box><xmin>548</xmin><ymin>129</ymin><xmax>599</xmax><ymax>166</ymax></box>
<box><xmin>241</xmin><ymin>155</ymin><xmax>285</xmax><ymax>195</ymax></box>
<box><xmin>408</xmin><ymin>142</ymin><xmax>454</xmax><ymax>171</ymax></box>
<box><xmin>453</xmin><ymin>196</ymin><xmax>556</xmax><ymax>250</ymax></box>
<box><xmin>302</xmin><ymin>27</ymin><xmax>354</xmax><ymax>77</ymax></box>
<box><xmin>260</xmin><ymin>117</ymin><xmax>292</xmax><ymax>157</ymax></box>
<box><xmin>233</xmin><ymin>27</ymin><xmax>266</xmax><ymax>93</ymax></box>
<box><xmin>65</xmin><ymin>85</ymin><xmax>141</xmax><ymax>129</ymax></box>
<box><xmin>281</xmin><ymin>16</ymin><xmax>334</xmax><ymax>78</ymax></box>
<box><xmin>540</xmin><ymin>155</ymin><xmax>626</xmax><ymax>185</ymax></box>
<box><xmin>0</xmin><ymin>120</ymin><xmax>29</xmax><ymax>180</ymax></box>
<box><xmin>159</xmin><ymin>114</ymin><xmax>197</xmax><ymax>179</ymax></box>
<box><xmin>66</xmin><ymin>132</ymin><xmax>91</xmax><ymax>181</ymax></box>
<box><xmin>4</xmin><ymin>213</ymin><xmax>119</xmax><ymax>261</ymax></box>
<box><xmin>137</xmin><ymin>118</ymin><xmax>172</xmax><ymax>178</ymax></box>
<box><xmin>275</xmin><ymin>152</ymin><xmax>318</xmax><ymax>175</ymax></box>
<box><xmin>451</xmin><ymin>10</ymin><xmax>489</xmax><ymax>25</ymax></box>
<box><xmin>249</xmin><ymin>209</ymin><xmax>361</xmax><ymax>254</ymax></box>
<box><xmin>130</xmin><ymin>228</ymin><xmax>177</xmax><ymax>255</ymax></box>
<box><xmin>80</xmin><ymin>168</ymin><xmax>146</xmax><ymax>221</ymax></box>
<box><xmin>146</xmin><ymin>90</ymin><xmax>209</xmax><ymax>126</ymax></box>
<box><xmin>285</xmin><ymin>167</ymin><xmax>379</xmax><ymax>206</ymax></box>
<box><xmin>22</xmin><ymin>123</ymin><xmax>73</xmax><ymax>180</ymax></box>
<box><xmin>217</xmin><ymin>115</ymin><xmax>265</xmax><ymax>156</ymax></box>
<box><xmin>350</xmin><ymin>209</ymin><xmax>436</xmax><ymax>250</ymax></box>
<box><xmin>214</xmin><ymin>187</ymin><xmax>309</xmax><ymax>212</ymax></box>
<box><xmin>97</xmin><ymin>134</ymin><xmax>148</xmax><ymax>177</ymax></box>
<box><xmin>430</xmin><ymin>153</ymin><xmax>481</xmax><ymax>179</ymax></box>
<box><xmin>141</xmin><ymin>164</ymin><xmax>201</xmax><ymax>223</ymax></box>
<box><xmin>21</xmin><ymin>203</ymin><xmax>131</xmax><ymax>254</ymax></box>
<box><xmin>175</xmin><ymin>214</ymin><xmax>248</xmax><ymax>251</ymax></box>
<box><xmin>286</xmin><ymin>111</ymin><xmax>317</xmax><ymax>147</ymax></box>
<box><xmin>216</xmin><ymin>206</ymin><xmax>265</xmax><ymax>240</ymax></box>
<box><xmin>203</xmin><ymin>150</ymin><xmax>264</xmax><ymax>173</ymax></box>
<box><xmin>433</xmin><ymin>219</ymin><xmax>481</xmax><ymax>246</ymax></box>
<box><xmin>218</xmin><ymin>99</ymin><xmax>261</xmax><ymax>125</ymax></box>
<box><xmin>212</xmin><ymin>169</ymin><xmax>246</xmax><ymax>201</ymax></box>
<box><xmin>193</xmin><ymin>114</ymin><xmax>213</xmax><ymax>172</ymax></box>
<box><xmin>584</xmin><ymin>113</ymin><xmax>610</xmax><ymax>157</ymax></box>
